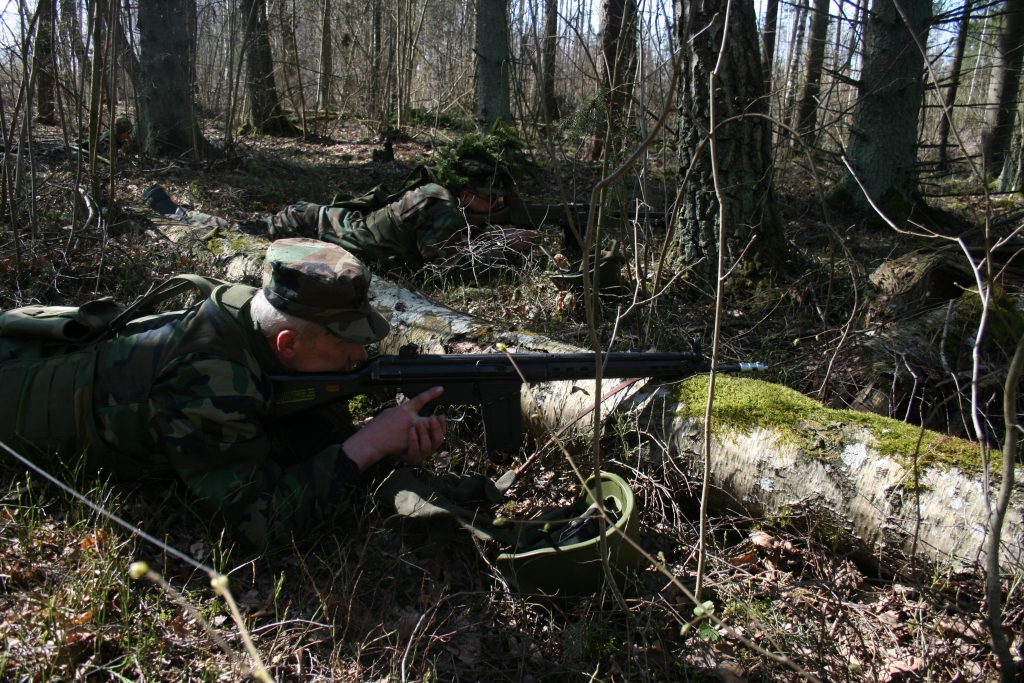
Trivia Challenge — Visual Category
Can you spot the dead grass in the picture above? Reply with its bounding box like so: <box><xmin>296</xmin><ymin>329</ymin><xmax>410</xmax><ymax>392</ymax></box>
<box><xmin>0</xmin><ymin>119</ymin><xmax>1021</xmax><ymax>681</ymax></box>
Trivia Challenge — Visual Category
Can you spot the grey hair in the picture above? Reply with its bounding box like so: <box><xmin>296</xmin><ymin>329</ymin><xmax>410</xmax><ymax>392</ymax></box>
<box><xmin>250</xmin><ymin>289</ymin><xmax>324</xmax><ymax>343</ymax></box>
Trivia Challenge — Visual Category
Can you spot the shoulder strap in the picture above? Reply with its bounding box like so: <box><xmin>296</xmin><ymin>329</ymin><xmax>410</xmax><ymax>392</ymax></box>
<box><xmin>109</xmin><ymin>274</ymin><xmax>227</xmax><ymax>333</ymax></box>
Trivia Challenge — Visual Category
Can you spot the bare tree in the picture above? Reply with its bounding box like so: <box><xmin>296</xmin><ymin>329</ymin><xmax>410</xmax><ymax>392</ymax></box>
<box><xmin>476</xmin><ymin>0</ymin><xmax>511</xmax><ymax>130</ymax></box>
<box><xmin>33</xmin><ymin>0</ymin><xmax>56</xmax><ymax>125</ymax></box>
<box><xmin>761</xmin><ymin>0</ymin><xmax>780</xmax><ymax>96</ymax></box>
<box><xmin>61</xmin><ymin>0</ymin><xmax>90</xmax><ymax>84</ymax></box>
<box><xmin>674</xmin><ymin>0</ymin><xmax>789</xmax><ymax>284</ymax></box>
<box><xmin>794</xmin><ymin>0</ymin><xmax>829</xmax><ymax>146</ymax></box>
<box><xmin>369</xmin><ymin>0</ymin><xmax>383</xmax><ymax>125</ymax></box>
<box><xmin>840</xmin><ymin>0</ymin><xmax>930</xmax><ymax>213</ymax></box>
<box><xmin>937</xmin><ymin>0</ymin><xmax>973</xmax><ymax>170</ymax></box>
<box><xmin>138</xmin><ymin>0</ymin><xmax>207</xmax><ymax>156</ymax></box>
<box><xmin>781</xmin><ymin>0</ymin><xmax>809</xmax><ymax>132</ymax></box>
<box><xmin>240</xmin><ymin>0</ymin><xmax>296</xmax><ymax>135</ymax></box>
<box><xmin>983</xmin><ymin>0</ymin><xmax>1024</xmax><ymax>176</ymax></box>
<box><xmin>590</xmin><ymin>0</ymin><xmax>637</xmax><ymax>159</ymax></box>
<box><xmin>541</xmin><ymin>0</ymin><xmax>559</xmax><ymax>120</ymax></box>
<box><xmin>316</xmin><ymin>0</ymin><xmax>332</xmax><ymax>115</ymax></box>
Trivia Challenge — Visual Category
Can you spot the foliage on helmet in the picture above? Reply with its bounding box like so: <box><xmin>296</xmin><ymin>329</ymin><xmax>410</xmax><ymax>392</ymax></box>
<box><xmin>432</xmin><ymin>119</ymin><xmax>535</xmax><ymax>192</ymax></box>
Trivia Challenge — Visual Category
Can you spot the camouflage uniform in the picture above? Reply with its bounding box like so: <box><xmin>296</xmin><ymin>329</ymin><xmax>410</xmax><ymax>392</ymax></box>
<box><xmin>186</xmin><ymin>183</ymin><xmax>468</xmax><ymax>273</ymax></box>
<box><xmin>0</xmin><ymin>240</ymin><xmax>390</xmax><ymax>546</ymax></box>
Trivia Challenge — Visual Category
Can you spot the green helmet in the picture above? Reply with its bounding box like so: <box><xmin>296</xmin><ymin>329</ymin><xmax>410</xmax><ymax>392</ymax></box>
<box><xmin>495</xmin><ymin>472</ymin><xmax>643</xmax><ymax>597</ymax></box>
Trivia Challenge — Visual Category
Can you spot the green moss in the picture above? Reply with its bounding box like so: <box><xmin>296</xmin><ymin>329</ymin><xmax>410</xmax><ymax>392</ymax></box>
<box><xmin>676</xmin><ymin>376</ymin><xmax>990</xmax><ymax>474</ymax></box>
<box><xmin>878</xmin><ymin>187</ymin><xmax>911</xmax><ymax>226</ymax></box>
<box><xmin>228</xmin><ymin>235</ymin><xmax>262</xmax><ymax>252</ymax></box>
<box><xmin>827</xmin><ymin>183</ymin><xmax>858</xmax><ymax>214</ymax></box>
<box><xmin>955</xmin><ymin>288</ymin><xmax>1024</xmax><ymax>353</ymax></box>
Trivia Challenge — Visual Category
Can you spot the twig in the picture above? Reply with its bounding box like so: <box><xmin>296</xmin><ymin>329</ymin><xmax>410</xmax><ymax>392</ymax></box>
<box><xmin>986</xmin><ymin>332</ymin><xmax>1024</xmax><ymax>681</ymax></box>
<box><xmin>697</xmin><ymin>0</ymin><xmax>735</xmax><ymax>604</ymax></box>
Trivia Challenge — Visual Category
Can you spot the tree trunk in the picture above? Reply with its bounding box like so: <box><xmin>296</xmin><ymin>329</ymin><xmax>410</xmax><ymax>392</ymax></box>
<box><xmin>841</xmin><ymin>0</ymin><xmax>930</xmax><ymax>214</ymax></box>
<box><xmin>982</xmin><ymin>0</ymin><xmax>1024</xmax><ymax>176</ymax></box>
<box><xmin>761</xmin><ymin>0</ymin><xmax>780</xmax><ymax>97</ymax></box>
<box><xmin>590</xmin><ymin>0</ymin><xmax>637</xmax><ymax>159</ymax></box>
<box><xmin>794</xmin><ymin>0</ymin><xmax>829</xmax><ymax>146</ymax></box>
<box><xmin>370</xmin><ymin>0</ymin><xmax>382</xmax><ymax>124</ymax></box>
<box><xmin>968</xmin><ymin>7</ymin><xmax>993</xmax><ymax>106</ymax></box>
<box><xmin>937</xmin><ymin>0</ymin><xmax>972</xmax><ymax>170</ymax></box>
<box><xmin>541</xmin><ymin>0</ymin><xmax>559</xmax><ymax>121</ymax></box>
<box><xmin>144</xmin><ymin>211</ymin><xmax>1024</xmax><ymax>577</ymax></box>
<box><xmin>476</xmin><ymin>0</ymin><xmax>511</xmax><ymax>131</ymax></box>
<box><xmin>88</xmin><ymin>0</ymin><xmax>107</xmax><ymax>201</ymax></box>
<box><xmin>138</xmin><ymin>0</ymin><xmax>206</xmax><ymax>157</ymax></box>
<box><xmin>370</xmin><ymin>284</ymin><xmax>1024</xmax><ymax>578</ymax></box>
<box><xmin>116</xmin><ymin>0</ymin><xmax>142</xmax><ymax>120</ymax></box>
<box><xmin>240</xmin><ymin>0</ymin><xmax>296</xmax><ymax>135</ymax></box>
<box><xmin>185</xmin><ymin>0</ymin><xmax>197</xmax><ymax>100</ymax></box>
<box><xmin>61</xmin><ymin>0</ymin><xmax>90</xmax><ymax>88</ymax></box>
<box><xmin>33</xmin><ymin>0</ymin><xmax>56</xmax><ymax>125</ymax></box>
<box><xmin>316</xmin><ymin>0</ymin><xmax>332</xmax><ymax>115</ymax></box>
<box><xmin>781</xmin><ymin>0</ymin><xmax>809</xmax><ymax>134</ymax></box>
<box><xmin>674</xmin><ymin>0</ymin><xmax>789</xmax><ymax>284</ymax></box>
<box><xmin>273</xmin><ymin>0</ymin><xmax>297</xmax><ymax>109</ymax></box>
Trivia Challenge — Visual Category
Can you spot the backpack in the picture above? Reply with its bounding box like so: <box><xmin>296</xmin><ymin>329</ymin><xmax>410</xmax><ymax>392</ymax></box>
<box><xmin>0</xmin><ymin>275</ymin><xmax>227</xmax><ymax>474</ymax></box>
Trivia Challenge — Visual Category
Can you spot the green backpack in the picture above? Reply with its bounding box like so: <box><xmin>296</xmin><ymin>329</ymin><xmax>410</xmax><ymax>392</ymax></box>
<box><xmin>0</xmin><ymin>275</ymin><xmax>226</xmax><ymax>473</ymax></box>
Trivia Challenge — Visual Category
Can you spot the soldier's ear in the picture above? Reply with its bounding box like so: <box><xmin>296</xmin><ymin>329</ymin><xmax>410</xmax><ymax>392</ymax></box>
<box><xmin>274</xmin><ymin>329</ymin><xmax>300</xmax><ymax>359</ymax></box>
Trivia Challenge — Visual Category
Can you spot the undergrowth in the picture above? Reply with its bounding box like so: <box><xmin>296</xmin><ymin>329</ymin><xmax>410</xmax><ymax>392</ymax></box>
<box><xmin>0</xmin><ymin>119</ymin><xmax>1020</xmax><ymax>681</ymax></box>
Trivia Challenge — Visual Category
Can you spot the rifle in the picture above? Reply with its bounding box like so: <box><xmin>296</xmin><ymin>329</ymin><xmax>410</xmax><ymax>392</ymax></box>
<box><xmin>463</xmin><ymin>199</ymin><xmax>667</xmax><ymax>229</ymax></box>
<box><xmin>270</xmin><ymin>344</ymin><xmax>767</xmax><ymax>452</ymax></box>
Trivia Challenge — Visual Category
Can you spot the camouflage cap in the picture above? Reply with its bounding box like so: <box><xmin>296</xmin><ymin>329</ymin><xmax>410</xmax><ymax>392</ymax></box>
<box><xmin>262</xmin><ymin>238</ymin><xmax>391</xmax><ymax>344</ymax></box>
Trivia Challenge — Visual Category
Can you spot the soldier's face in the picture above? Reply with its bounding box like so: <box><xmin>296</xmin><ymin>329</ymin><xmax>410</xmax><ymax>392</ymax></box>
<box><xmin>275</xmin><ymin>327</ymin><xmax>368</xmax><ymax>372</ymax></box>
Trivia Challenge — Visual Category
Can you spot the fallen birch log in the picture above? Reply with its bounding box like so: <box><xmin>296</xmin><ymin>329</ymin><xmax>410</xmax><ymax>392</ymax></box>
<box><xmin>152</xmin><ymin>215</ymin><xmax>1024</xmax><ymax>574</ymax></box>
<box><xmin>369</xmin><ymin>277</ymin><xmax>1024</xmax><ymax>574</ymax></box>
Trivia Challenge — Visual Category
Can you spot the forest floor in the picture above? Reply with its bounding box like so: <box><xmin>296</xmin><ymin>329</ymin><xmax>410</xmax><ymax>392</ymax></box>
<box><xmin>0</xmin><ymin>118</ymin><xmax>1022</xmax><ymax>682</ymax></box>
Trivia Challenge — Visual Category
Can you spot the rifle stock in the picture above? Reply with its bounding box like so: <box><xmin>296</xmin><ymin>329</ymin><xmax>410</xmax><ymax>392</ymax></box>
<box><xmin>270</xmin><ymin>345</ymin><xmax>767</xmax><ymax>451</ymax></box>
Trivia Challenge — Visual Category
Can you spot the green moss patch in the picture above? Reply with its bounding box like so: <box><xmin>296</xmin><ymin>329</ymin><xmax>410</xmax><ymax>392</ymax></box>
<box><xmin>954</xmin><ymin>288</ymin><xmax>1024</xmax><ymax>353</ymax></box>
<box><xmin>677</xmin><ymin>376</ymin><xmax>989</xmax><ymax>473</ymax></box>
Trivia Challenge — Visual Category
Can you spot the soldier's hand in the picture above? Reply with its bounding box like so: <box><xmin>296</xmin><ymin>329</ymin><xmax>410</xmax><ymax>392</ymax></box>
<box><xmin>341</xmin><ymin>386</ymin><xmax>447</xmax><ymax>471</ymax></box>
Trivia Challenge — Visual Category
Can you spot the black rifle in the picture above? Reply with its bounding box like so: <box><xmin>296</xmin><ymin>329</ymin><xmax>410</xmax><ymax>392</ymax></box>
<box><xmin>270</xmin><ymin>345</ymin><xmax>767</xmax><ymax>451</ymax></box>
<box><xmin>466</xmin><ymin>200</ymin><xmax>667</xmax><ymax>229</ymax></box>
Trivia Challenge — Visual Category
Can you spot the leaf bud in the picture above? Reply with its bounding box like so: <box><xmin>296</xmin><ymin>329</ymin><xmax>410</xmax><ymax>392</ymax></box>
<box><xmin>128</xmin><ymin>561</ymin><xmax>149</xmax><ymax>580</ymax></box>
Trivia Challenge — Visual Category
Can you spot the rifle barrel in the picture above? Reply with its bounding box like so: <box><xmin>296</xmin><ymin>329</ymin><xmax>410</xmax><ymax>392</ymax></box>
<box><xmin>269</xmin><ymin>352</ymin><xmax>767</xmax><ymax>417</ymax></box>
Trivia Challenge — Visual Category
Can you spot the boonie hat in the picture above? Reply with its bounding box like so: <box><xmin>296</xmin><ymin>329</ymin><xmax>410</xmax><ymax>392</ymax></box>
<box><xmin>262</xmin><ymin>238</ymin><xmax>391</xmax><ymax>344</ymax></box>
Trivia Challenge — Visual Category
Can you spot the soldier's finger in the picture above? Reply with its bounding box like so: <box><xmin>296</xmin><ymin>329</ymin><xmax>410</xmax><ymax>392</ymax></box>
<box><xmin>414</xmin><ymin>420</ymin><xmax>430</xmax><ymax>452</ymax></box>
<box><xmin>405</xmin><ymin>386</ymin><xmax>444</xmax><ymax>413</ymax></box>
<box><xmin>405</xmin><ymin>426</ymin><xmax>423</xmax><ymax>463</ymax></box>
<box><xmin>428</xmin><ymin>415</ymin><xmax>445</xmax><ymax>450</ymax></box>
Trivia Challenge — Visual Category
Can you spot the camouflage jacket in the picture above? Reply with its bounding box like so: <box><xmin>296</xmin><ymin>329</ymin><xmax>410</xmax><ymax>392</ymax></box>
<box><xmin>263</xmin><ymin>183</ymin><xmax>467</xmax><ymax>271</ymax></box>
<box><xmin>181</xmin><ymin>180</ymin><xmax>477</xmax><ymax>273</ymax></box>
<box><xmin>2</xmin><ymin>285</ymin><xmax>361</xmax><ymax>546</ymax></box>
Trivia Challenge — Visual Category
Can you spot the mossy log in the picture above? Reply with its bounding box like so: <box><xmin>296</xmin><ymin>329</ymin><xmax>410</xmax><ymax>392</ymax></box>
<box><xmin>151</xmin><ymin>215</ymin><xmax>1024</xmax><ymax>574</ymax></box>
<box><xmin>624</xmin><ymin>377</ymin><xmax>1024</xmax><ymax>574</ymax></box>
<box><xmin>370</xmin><ymin>280</ymin><xmax>1024</xmax><ymax>574</ymax></box>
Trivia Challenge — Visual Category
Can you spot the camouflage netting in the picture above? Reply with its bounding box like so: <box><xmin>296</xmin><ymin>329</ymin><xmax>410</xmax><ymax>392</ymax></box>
<box><xmin>432</xmin><ymin>119</ymin><xmax>534</xmax><ymax>193</ymax></box>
